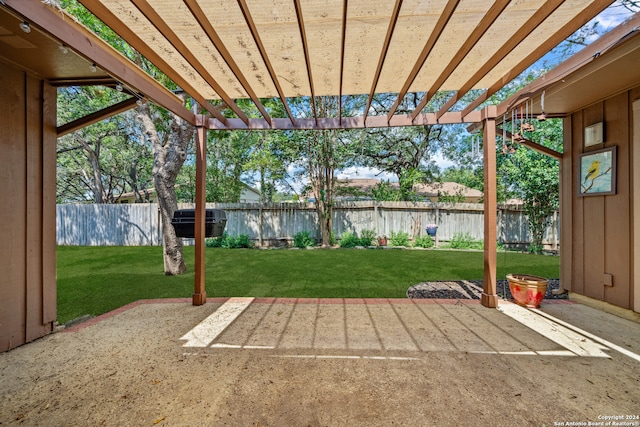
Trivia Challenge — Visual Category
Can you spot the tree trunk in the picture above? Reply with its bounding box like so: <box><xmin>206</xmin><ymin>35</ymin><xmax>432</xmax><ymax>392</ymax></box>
<box><xmin>137</xmin><ymin>101</ymin><xmax>193</xmax><ymax>275</ymax></box>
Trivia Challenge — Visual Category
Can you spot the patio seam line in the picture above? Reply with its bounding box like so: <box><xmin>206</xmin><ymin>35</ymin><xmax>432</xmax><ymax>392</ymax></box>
<box><xmin>60</xmin><ymin>297</ymin><xmax>576</xmax><ymax>333</ymax></box>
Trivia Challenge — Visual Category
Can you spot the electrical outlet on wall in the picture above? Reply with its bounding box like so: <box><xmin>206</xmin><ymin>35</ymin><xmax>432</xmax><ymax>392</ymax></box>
<box><xmin>603</xmin><ymin>273</ymin><xmax>614</xmax><ymax>287</ymax></box>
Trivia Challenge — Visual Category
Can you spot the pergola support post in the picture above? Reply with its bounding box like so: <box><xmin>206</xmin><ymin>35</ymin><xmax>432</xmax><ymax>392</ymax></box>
<box><xmin>193</xmin><ymin>115</ymin><xmax>207</xmax><ymax>306</ymax></box>
<box><xmin>481</xmin><ymin>106</ymin><xmax>499</xmax><ymax>308</ymax></box>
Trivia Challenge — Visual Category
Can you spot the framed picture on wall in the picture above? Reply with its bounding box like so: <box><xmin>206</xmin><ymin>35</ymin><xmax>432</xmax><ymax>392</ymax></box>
<box><xmin>579</xmin><ymin>146</ymin><xmax>617</xmax><ymax>196</ymax></box>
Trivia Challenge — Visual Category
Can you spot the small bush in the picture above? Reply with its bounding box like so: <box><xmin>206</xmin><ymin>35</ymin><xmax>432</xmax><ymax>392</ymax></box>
<box><xmin>413</xmin><ymin>235</ymin><xmax>434</xmax><ymax>248</ymax></box>
<box><xmin>450</xmin><ymin>232</ymin><xmax>483</xmax><ymax>250</ymax></box>
<box><xmin>358</xmin><ymin>229</ymin><xmax>376</xmax><ymax>246</ymax></box>
<box><xmin>205</xmin><ymin>232</ymin><xmax>253</xmax><ymax>249</ymax></box>
<box><xmin>389</xmin><ymin>231</ymin><xmax>410</xmax><ymax>247</ymax></box>
<box><xmin>205</xmin><ymin>232</ymin><xmax>227</xmax><ymax>248</ymax></box>
<box><xmin>293</xmin><ymin>230</ymin><xmax>315</xmax><ymax>248</ymax></box>
<box><xmin>339</xmin><ymin>231</ymin><xmax>359</xmax><ymax>248</ymax></box>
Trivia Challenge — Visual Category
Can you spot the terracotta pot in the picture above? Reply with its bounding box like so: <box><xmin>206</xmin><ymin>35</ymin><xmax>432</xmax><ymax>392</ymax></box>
<box><xmin>378</xmin><ymin>237</ymin><xmax>387</xmax><ymax>246</ymax></box>
<box><xmin>506</xmin><ymin>274</ymin><xmax>548</xmax><ymax>308</ymax></box>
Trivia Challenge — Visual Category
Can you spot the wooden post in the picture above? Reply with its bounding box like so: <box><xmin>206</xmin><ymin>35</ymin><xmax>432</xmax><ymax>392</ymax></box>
<box><xmin>193</xmin><ymin>115</ymin><xmax>207</xmax><ymax>306</ymax></box>
<box><xmin>482</xmin><ymin>106</ymin><xmax>498</xmax><ymax>308</ymax></box>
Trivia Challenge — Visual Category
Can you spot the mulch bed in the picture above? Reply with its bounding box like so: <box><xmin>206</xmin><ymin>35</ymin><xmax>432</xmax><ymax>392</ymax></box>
<box><xmin>407</xmin><ymin>279</ymin><xmax>567</xmax><ymax>301</ymax></box>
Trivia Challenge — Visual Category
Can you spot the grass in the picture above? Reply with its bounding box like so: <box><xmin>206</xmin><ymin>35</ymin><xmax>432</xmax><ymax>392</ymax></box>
<box><xmin>56</xmin><ymin>246</ymin><xmax>559</xmax><ymax>324</ymax></box>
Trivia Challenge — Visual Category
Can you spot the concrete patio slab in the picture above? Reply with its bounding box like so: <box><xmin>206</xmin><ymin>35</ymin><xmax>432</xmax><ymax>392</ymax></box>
<box><xmin>1</xmin><ymin>298</ymin><xmax>638</xmax><ymax>426</ymax></box>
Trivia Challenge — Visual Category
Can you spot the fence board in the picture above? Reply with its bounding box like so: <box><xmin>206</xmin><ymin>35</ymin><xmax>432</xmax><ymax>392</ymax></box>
<box><xmin>56</xmin><ymin>202</ymin><xmax>559</xmax><ymax>249</ymax></box>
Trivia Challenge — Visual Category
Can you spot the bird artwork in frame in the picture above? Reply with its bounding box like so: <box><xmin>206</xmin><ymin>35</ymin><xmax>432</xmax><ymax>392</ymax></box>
<box><xmin>579</xmin><ymin>146</ymin><xmax>617</xmax><ymax>196</ymax></box>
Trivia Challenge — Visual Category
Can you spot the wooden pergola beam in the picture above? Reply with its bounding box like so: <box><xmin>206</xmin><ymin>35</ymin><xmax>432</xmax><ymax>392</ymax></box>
<box><xmin>7</xmin><ymin>0</ymin><xmax>194</xmax><ymax>124</ymax></box>
<box><xmin>57</xmin><ymin>97</ymin><xmax>138</xmax><ymax>137</ymax></box>
<box><xmin>236</xmin><ymin>0</ymin><xmax>296</xmax><ymax>126</ymax></box>
<box><xmin>461</xmin><ymin>0</ymin><xmax>614</xmax><ymax>119</ymax></box>
<box><xmin>76</xmin><ymin>0</ymin><xmax>224</xmax><ymax>125</ymax></box>
<box><xmin>183</xmin><ymin>0</ymin><xmax>272</xmax><ymax>126</ymax></box>
<box><xmin>193</xmin><ymin>115</ymin><xmax>207</xmax><ymax>306</ymax></box>
<box><xmin>293</xmin><ymin>0</ymin><xmax>317</xmax><ymax>122</ymax></box>
<box><xmin>435</xmin><ymin>0</ymin><xmax>566</xmax><ymax>120</ymax></box>
<box><xmin>130</xmin><ymin>0</ymin><xmax>250</xmax><ymax>125</ymax></box>
<box><xmin>409</xmin><ymin>0</ymin><xmax>510</xmax><ymax>122</ymax></box>
<box><xmin>482</xmin><ymin>105</ymin><xmax>498</xmax><ymax>308</ymax></box>
<box><xmin>502</xmin><ymin>129</ymin><xmax>562</xmax><ymax>159</ymax></box>
<box><xmin>363</xmin><ymin>0</ymin><xmax>403</xmax><ymax>121</ymax></box>
<box><xmin>339</xmin><ymin>0</ymin><xmax>349</xmax><ymax>123</ymax></box>
<box><xmin>207</xmin><ymin>110</ymin><xmax>481</xmax><ymax>130</ymax></box>
<box><xmin>386</xmin><ymin>0</ymin><xmax>458</xmax><ymax>121</ymax></box>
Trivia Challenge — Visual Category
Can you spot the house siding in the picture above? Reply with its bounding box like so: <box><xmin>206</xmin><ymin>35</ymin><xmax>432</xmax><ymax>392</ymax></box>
<box><xmin>0</xmin><ymin>61</ymin><xmax>57</xmax><ymax>351</ymax></box>
<box><xmin>562</xmin><ymin>86</ymin><xmax>639</xmax><ymax>311</ymax></box>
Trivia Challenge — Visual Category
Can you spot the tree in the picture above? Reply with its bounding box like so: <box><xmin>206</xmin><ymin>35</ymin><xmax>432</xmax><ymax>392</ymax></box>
<box><xmin>500</xmin><ymin>119</ymin><xmax>562</xmax><ymax>253</ymax></box>
<box><xmin>353</xmin><ymin>94</ymin><xmax>444</xmax><ymax>200</ymax></box>
<box><xmin>57</xmin><ymin>86</ymin><xmax>152</xmax><ymax>203</ymax></box>
<box><xmin>137</xmin><ymin>99</ymin><xmax>194</xmax><ymax>274</ymax></box>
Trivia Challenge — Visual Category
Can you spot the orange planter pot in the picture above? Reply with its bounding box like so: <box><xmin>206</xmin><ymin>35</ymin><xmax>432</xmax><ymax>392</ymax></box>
<box><xmin>506</xmin><ymin>274</ymin><xmax>548</xmax><ymax>308</ymax></box>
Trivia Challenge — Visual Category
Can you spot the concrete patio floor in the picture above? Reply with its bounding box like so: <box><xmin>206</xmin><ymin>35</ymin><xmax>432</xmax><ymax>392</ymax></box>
<box><xmin>1</xmin><ymin>298</ymin><xmax>639</xmax><ymax>426</ymax></box>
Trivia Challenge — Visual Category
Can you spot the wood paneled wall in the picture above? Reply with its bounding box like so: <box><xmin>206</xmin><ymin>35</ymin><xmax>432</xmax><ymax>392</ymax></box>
<box><xmin>562</xmin><ymin>87</ymin><xmax>640</xmax><ymax>311</ymax></box>
<box><xmin>0</xmin><ymin>61</ymin><xmax>57</xmax><ymax>351</ymax></box>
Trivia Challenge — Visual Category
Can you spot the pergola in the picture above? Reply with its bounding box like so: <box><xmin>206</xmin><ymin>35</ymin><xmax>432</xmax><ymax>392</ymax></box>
<box><xmin>1</xmin><ymin>0</ymin><xmax>623</xmax><ymax>308</ymax></box>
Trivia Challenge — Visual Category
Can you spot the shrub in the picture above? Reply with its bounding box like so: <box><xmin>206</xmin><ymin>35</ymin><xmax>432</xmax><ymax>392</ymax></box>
<box><xmin>450</xmin><ymin>232</ymin><xmax>483</xmax><ymax>250</ymax></box>
<box><xmin>339</xmin><ymin>231</ymin><xmax>359</xmax><ymax>248</ymax></box>
<box><xmin>358</xmin><ymin>229</ymin><xmax>376</xmax><ymax>246</ymax></box>
<box><xmin>205</xmin><ymin>232</ymin><xmax>253</xmax><ymax>249</ymax></box>
<box><xmin>413</xmin><ymin>235</ymin><xmax>434</xmax><ymax>248</ymax></box>
<box><xmin>205</xmin><ymin>232</ymin><xmax>227</xmax><ymax>248</ymax></box>
<box><xmin>389</xmin><ymin>231</ymin><xmax>410</xmax><ymax>247</ymax></box>
<box><xmin>293</xmin><ymin>230</ymin><xmax>315</xmax><ymax>248</ymax></box>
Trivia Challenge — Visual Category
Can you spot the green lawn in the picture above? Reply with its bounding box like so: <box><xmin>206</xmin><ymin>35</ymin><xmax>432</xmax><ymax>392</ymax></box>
<box><xmin>56</xmin><ymin>246</ymin><xmax>559</xmax><ymax>324</ymax></box>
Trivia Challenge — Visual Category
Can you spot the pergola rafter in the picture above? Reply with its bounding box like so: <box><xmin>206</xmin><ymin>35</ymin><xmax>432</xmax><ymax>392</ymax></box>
<box><xmin>385</xmin><ymin>0</ymin><xmax>459</xmax><ymax>121</ymax></box>
<box><xmin>183</xmin><ymin>0</ymin><xmax>272</xmax><ymax>126</ymax></box>
<box><xmin>409</xmin><ymin>0</ymin><xmax>510</xmax><ymax>121</ymax></box>
<box><xmin>461</xmin><ymin>0</ymin><xmax>615</xmax><ymax>120</ymax></box>
<box><xmin>235</xmin><ymin>0</ymin><xmax>296</xmax><ymax>126</ymax></box>
<box><xmin>363</xmin><ymin>0</ymin><xmax>403</xmax><ymax>122</ymax></box>
<box><xmin>128</xmin><ymin>0</ymin><xmax>250</xmax><ymax>124</ymax></box>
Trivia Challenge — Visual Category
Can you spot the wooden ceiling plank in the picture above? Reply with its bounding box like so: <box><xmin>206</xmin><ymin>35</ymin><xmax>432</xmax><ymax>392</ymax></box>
<box><xmin>129</xmin><ymin>0</ymin><xmax>250</xmax><ymax>124</ymax></box>
<box><xmin>436</xmin><ymin>0</ymin><xmax>566</xmax><ymax>119</ymax></box>
<box><xmin>363</xmin><ymin>0</ymin><xmax>403</xmax><ymax>122</ymax></box>
<box><xmin>76</xmin><ymin>0</ymin><xmax>226</xmax><ymax>124</ymax></box>
<box><xmin>386</xmin><ymin>0</ymin><xmax>460</xmax><ymax>121</ymax></box>
<box><xmin>339</xmin><ymin>0</ymin><xmax>348</xmax><ymax>123</ymax></box>
<box><xmin>183</xmin><ymin>0</ymin><xmax>271</xmax><ymax>125</ymax></box>
<box><xmin>462</xmin><ymin>0</ymin><xmax>614</xmax><ymax>119</ymax></box>
<box><xmin>293</xmin><ymin>0</ymin><xmax>317</xmax><ymax>121</ymax></box>
<box><xmin>57</xmin><ymin>97</ymin><xmax>138</xmax><ymax>137</ymax></box>
<box><xmin>236</xmin><ymin>0</ymin><xmax>295</xmax><ymax>126</ymax></box>
<box><xmin>409</xmin><ymin>0</ymin><xmax>511</xmax><ymax>122</ymax></box>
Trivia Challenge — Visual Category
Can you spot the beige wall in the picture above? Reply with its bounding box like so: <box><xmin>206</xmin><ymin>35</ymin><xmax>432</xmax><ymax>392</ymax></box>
<box><xmin>561</xmin><ymin>87</ymin><xmax>640</xmax><ymax>312</ymax></box>
<box><xmin>0</xmin><ymin>61</ymin><xmax>57</xmax><ymax>351</ymax></box>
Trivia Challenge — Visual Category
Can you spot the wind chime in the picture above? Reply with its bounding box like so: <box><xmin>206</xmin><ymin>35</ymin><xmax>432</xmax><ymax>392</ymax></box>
<box><xmin>502</xmin><ymin>91</ymin><xmax>545</xmax><ymax>154</ymax></box>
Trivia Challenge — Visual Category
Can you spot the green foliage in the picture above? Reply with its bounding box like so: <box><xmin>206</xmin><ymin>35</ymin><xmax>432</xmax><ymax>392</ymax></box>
<box><xmin>339</xmin><ymin>231</ymin><xmax>359</xmax><ymax>248</ymax></box>
<box><xmin>500</xmin><ymin>119</ymin><xmax>562</xmax><ymax>254</ymax></box>
<box><xmin>413</xmin><ymin>235</ymin><xmax>434</xmax><ymax>249</ymax></box>
<box><xmin>389</xmin><ymin>231</ymin><xmax>410</xmax><ymax>247</ymax></box>
<box><xmin>449</xmin><ymin>232</ymin><xmax>483</xmax><ymax>250</ymax></box>
<box><xmin>293</xmin><ymin>231</ymin><xmax>315</xmax><ymax>248</ymax></box>
<box><xmin>358</xmin><ymin>229</ymin><xmax>376</xmax><ymax>246</ymax></box>
<box><xmin>205</xmin><ymin>232</ymin><xmax>253</xmax><ymax>249</ymax></box>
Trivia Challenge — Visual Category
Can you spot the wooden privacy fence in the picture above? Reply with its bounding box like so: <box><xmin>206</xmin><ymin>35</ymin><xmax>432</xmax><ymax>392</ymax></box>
<box><xmin>56</xmin><ymin>201</ymin><xmax>559</xmax><ymax>249</ymax></box>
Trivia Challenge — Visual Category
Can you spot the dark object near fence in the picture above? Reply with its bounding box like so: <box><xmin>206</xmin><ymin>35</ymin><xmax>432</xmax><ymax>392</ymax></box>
<box><xmin>171</xmin><ymin>209</ymin><xmax>227</xmax><ymax>238</ymax></box>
